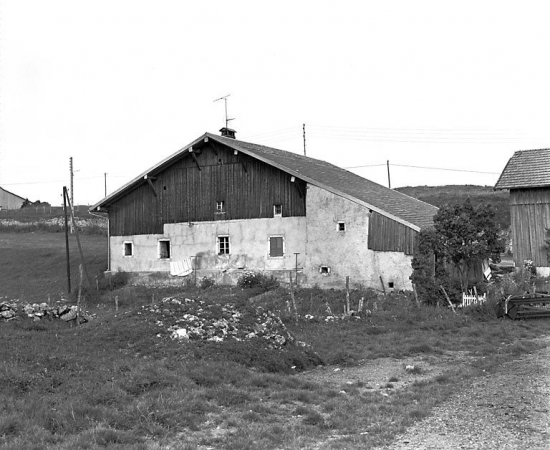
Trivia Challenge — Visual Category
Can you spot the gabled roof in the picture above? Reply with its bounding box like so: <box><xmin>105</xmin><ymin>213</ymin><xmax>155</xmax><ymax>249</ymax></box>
<box><xmin>495</xmin><ymin>148</ymin><xmax>550</xmax><ymax>190</ymax></box>
<box><xmin>91</xmin><ymin>132</ymin><xmax>438</xmax><ymax>231</ymax></box>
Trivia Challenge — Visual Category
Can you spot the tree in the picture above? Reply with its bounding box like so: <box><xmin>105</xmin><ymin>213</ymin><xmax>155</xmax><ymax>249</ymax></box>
<box><xmin>411</xmin><ymin>199</ymin><xmax>505</xmax><ymax>304</ymax></box>
<box><xmin>433</xmin><ymin>199</ymin><xmax>504</xmax><ymax>291</ymax></box>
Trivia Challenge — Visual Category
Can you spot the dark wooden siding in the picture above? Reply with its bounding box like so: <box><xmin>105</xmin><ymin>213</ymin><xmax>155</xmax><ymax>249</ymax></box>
<box><xmin>510</xmin><ymin>188</ymin><xmax>550</xmax><ymax>267</ymax></box>
<box><xmin>108</xmin><ymin>142</ymin><xmax>306</xmax><ymax>236</ymax></box>
<box><xmin>368</xmin><ymin>212</ymin><xmax>417</xmax><ymax>255</ymax></box>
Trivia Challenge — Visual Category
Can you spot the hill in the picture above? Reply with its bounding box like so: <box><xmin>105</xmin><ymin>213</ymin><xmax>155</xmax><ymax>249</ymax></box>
<box><xmin>396</xmin><ymin>185</ymin><xmax>510</xmax><ymax>229</ymax></box>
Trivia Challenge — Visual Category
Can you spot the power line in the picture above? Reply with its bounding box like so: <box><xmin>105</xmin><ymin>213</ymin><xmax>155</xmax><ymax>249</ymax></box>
<box><xmin>345</xmin><ymin>162</ymin><xmax>500</xmax><ymax>175</ymax></box>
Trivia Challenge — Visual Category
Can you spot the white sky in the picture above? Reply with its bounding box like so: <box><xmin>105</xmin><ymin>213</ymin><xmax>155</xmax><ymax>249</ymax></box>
<box><xmin>2</xmin><ymin>0</ymin><xmax>550</xmax><ymax>206</ymax></box>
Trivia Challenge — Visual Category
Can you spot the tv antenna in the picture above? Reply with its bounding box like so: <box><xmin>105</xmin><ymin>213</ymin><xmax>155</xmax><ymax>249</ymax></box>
<box><xmin>213</xmin><ymin>94</ymin><xmax>235</xmax><ymax>128</ymax></box>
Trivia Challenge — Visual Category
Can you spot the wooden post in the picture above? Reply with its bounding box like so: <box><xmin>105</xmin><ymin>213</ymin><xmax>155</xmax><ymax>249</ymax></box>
<box><xmin>64</xmin><ymin>189</ymin><xmax>92</xmax><ymax>288</ymax></box>
<box><xmin>345</xmin><ymin>276</ymin><xmax>350</xmax><ymax>314</ymax></box>
<box><xmin>115</xmin><ymin>295</ymin><xmax>119</xmax><ymax>312</ymax></box>
<box><xmin>288</xmin><ymin>271</ymin><xmax>298</xmax><ymax>322</ymax></box>
<box><xmin>63</xmin><ymin>187</ymin><xmax>71</xmax><ymax>294</ymax></box>
<box><xmin>76</xmin><ymin>264</ymin><xmax>83</xmax><ymax>325</ymax></box>
<box><xmin>412</xmin><ymin>283</ymin><xmax>420</xmax><ymax>308</ymax></box>
<box><xmin>440</xmin><ymin>286</ymin><xmax>457</xmax><ymax>314</ymax></box>
<box><xmin>379</xmin><ymin>276</ymin><xmax>387</xmax><ymax>296</ymax></box>
<box><xmin>358</xmin><ymin>297</ymin><xmax>364</xmax><ymax>314</ymax></box>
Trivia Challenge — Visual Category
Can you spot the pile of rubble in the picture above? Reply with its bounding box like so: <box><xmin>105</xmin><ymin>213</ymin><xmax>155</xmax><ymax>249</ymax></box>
<box><xmin>0</xmin><ymin>300</ymin><xmax>94</xmax><ymax>323</ymax></box>
<box><xmin>143</xmin><ymin>296</ymin><xmax>302</xmax><ymax>350</ymax></box>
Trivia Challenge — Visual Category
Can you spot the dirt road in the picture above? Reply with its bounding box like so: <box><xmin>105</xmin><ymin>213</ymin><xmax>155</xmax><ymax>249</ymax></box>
<box><xmin>386</xmin><ymin>338</ymin><xmax>550</xmax><ymax>450</ymax></box>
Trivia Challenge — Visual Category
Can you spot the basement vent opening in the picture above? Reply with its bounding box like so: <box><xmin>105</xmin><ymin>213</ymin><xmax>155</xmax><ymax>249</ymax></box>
<box><xmin>320</xmin><ymin>266</ymin><xmax>331</xmax><ymax>275</ymax></box>
<box><xmin>388</xmin><ymin>282</ymin><xmax>394</xmax><ymax>289</ymax></box>
<box><xmin>123</xmin><ymin>242</ymin><xmax>133</xmax><ymax>257</ymax></box>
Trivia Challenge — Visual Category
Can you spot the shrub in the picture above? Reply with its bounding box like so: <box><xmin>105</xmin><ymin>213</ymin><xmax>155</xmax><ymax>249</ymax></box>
<box><xmin>200</xmin><ymin>277</ymin><xmax>215</xmax><ymax>289</ymax></box>
<box><xmin>237</xmin><ymin>271</ymin><xmax>280</xmax><ymax>292</ymax></box>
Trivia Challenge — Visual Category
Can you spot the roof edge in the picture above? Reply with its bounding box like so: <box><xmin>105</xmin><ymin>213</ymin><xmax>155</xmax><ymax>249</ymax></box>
<box><xmin>206</xmin><ymin>134</ymin><xmax>426</xmax><ymax>231</ymax></box>
<box><xmin>89</xmin><ymin>133</ymin><xmax>210</xmax><ymax>211</ymax></box>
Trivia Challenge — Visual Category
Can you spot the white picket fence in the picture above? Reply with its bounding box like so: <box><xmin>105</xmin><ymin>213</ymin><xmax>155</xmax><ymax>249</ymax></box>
<box><xmin>461</xmin><ymin>292</ymin><xmax>487</xmax><ymax>307</ymax></box>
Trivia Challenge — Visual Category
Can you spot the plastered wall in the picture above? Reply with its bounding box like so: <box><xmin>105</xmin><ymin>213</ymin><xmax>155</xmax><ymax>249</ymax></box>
<box><xmin>110</xmin><ymin>217</ymin><xmax>307</xmax><ymax>281</ymax></box>
<box><xmin>304</xmin><ymin>185</ymin><xmax>413</xmax><ymax>290</ymax></box>
<box><xmin>109</xmin><ymin>186</ymin><xmax>414</xmax><ymax>290</ymax></box>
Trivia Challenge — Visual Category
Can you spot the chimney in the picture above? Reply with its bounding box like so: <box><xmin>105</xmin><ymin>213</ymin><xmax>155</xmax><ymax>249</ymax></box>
<box><xmin>220</xmin><ymin>127</ymin><xmax>236</xmax><ymax>139</ymax></box>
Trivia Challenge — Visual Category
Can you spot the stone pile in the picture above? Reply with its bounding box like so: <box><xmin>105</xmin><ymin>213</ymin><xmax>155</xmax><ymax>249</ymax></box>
<box><xmin>0</xmin><ymin>300</ymin><xmax>94</xmax><ymax>323</ymax></box>
<box><xmin>143</xmin><ymin>296</ymin><xmax>302</xmax><ymax>350</ymax></box>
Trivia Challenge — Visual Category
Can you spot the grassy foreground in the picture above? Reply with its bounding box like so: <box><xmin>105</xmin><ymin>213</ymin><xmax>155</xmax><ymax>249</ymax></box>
<box><xmin>1</xmin><ymin>232</ymin><xmax>549</xmax><ymax>449</ymax></box>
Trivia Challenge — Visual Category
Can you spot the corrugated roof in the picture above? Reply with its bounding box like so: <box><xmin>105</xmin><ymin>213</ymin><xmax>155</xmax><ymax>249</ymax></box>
<box><xmin>91</xmin><ymin>132</ymin><xmax>438</xmax><ymax>230</ymax></box>
<box><xmin>495</xmin><ymin>148</ymin><xmax>550</xmax><ymax>190</ymax></box>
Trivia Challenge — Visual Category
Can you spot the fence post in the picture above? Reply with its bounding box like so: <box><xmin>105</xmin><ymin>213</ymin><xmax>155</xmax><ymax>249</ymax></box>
<box><xmin>345</xmin><ymin>276</ymin><xmax>350</xmax><ymax>314</ymax></box>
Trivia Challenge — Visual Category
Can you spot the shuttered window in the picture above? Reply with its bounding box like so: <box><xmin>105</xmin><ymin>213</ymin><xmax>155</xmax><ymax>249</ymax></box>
<box><xmin>269</xmin><ymin>236</ymin><xmax>284</xmax><ymax>257</ymax></box>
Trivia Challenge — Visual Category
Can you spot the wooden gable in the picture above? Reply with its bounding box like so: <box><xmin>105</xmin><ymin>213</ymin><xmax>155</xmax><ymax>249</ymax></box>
<box><xmin>107</xmin><ymin>141</ymin><xmax>307</xmax><ymax>236</ymax></box>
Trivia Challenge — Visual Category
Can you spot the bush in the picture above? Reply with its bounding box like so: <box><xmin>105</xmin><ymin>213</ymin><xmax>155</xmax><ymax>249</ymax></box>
<box><xmin>237</xmin><ymin>271</ymin><xmax>280</xmax><ymax>292</ymax></box>
<box><xmin>200</xmin><ymin>277</ymin><xmax>215</xmax><ymax>289</ymax></box>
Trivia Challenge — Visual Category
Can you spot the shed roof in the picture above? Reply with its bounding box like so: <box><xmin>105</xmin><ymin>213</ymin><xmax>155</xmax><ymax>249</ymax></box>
<box><xmin>495</xmin><ymin>148</ymin><xmax>550</xmax><ymax>190</ymax></box>
<box><xmin>91</xmin><ymin>132</ymin><xmax>438</xmax><ymax>231</ymax></box>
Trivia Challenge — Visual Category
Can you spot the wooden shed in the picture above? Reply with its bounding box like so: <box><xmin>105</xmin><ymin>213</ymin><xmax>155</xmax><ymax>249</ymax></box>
<box><xmin>91</xmin><ymin>130</ymin><xmax>438</xmax><ymax>289</ymax></box>
<box><xmin>495</xmin><ymin>148</ymin><xmax>550</xmax><ymax>275</ymax></box>
<box><xmin>0</xmin><ymin>187</ymin><xmax>25</xmax><ymax>210</ymax></box>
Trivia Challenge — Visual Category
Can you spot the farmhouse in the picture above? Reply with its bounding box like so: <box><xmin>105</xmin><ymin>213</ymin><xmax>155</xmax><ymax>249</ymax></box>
<box><xmin>91</xmin><ymin>130</ymin><xmax>438</xmax><ymax>290</ymax></box>
<box><xmin>495</xmin><ymin>148</ymin><xmax>550</xmax><ymax>276</ymax></box>
<box><xmin>0</xmin><ymin>186</ymin><xmax>25</xmax><ymax>210</ymax></box>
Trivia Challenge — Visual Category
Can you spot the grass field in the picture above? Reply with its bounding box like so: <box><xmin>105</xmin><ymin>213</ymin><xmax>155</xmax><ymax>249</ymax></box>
<box><xmin>0</xmin><ymin>232</ymin><xmax>107</xmax><ymax>303</ymax></box>
<box><xmin>1</xmin><ymin>231</ymin><xmax>549</xmax><ymax>449</ymax></box>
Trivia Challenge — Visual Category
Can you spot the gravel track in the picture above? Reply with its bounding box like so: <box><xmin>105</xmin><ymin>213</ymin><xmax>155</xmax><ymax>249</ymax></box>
<box><xmin>386</xmin><ymin>338</ymin><xmax>550</xmax><ymax>450</ymax></box>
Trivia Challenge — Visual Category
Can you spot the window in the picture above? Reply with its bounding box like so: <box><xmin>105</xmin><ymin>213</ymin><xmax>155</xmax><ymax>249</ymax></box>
<box><xmin>216</xmin><ymin>201</ymin><xmax>225</xmax><ymax>212</ymax></box>
<box><xmin>158</xmin><ymin>240</ymin><xmax>171</xmax><ymax>259</ymax></box>
<box><xmin>338</xmin><ymin>222</ymin><xmax>346</xmax><ymax>232</ymax></box>
<box><xmin>123</xmin><ymin>241</ymin><xmax>133</xmax><ymax>257</ymax></box>
<box><xmin>274</xmin><ymin>204</ymin><xmax>282</xmax><ymax>217</ymax></box>
<box><xmin>320</xmin><ymin>266</ymin><xmax>331</xmax><ymax>274</ymax></box>
<box><xmin>217</xmin><ymin>236</ymin><xmax>230</xmax><ymax>255</ymax></box>
<box><xmin>269</xmin><ymin>236</ymin><xmax>284</xmax><ymax>257</ymax></box>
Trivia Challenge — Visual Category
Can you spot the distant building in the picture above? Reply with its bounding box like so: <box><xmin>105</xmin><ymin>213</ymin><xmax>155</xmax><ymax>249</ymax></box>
<box><xmin>0</xmin><ymin>187</ymin><xmax>25</xmax><ymax>210</ymax></box>
<box><xmin>91</xmin><ymin>129</ymin><xmax>438</xmax><ymax>289</ymax></box>
<box><xmin>495</xmin><ymin>148</ymin><xmax>550</xmax><ymax>276</ymax></box>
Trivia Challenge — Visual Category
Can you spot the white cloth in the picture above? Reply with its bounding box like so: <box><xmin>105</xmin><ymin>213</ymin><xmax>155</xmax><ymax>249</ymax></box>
<box><xmin>170</xmin><ymin>258</ymin><xmax>193</xmax><ymax>276</ymax></box>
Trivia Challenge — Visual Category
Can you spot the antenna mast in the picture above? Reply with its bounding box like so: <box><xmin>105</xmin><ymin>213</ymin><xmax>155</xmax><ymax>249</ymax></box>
<box><xmin>303</xmin><ymin>124</ymin><xmax>306</xmax><ymax>156</ymax></box>
<box><xmin>213</xmin><ymin>94</ymin><xmax>235</xmax><ymax>128</ymax></box>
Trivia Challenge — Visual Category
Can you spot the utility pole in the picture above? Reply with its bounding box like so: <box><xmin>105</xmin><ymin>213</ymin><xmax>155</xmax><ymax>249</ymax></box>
<box><xmin>387</xmin><ymin>160</ymin><xmax>391</xmax><ymax>189</ymax></box>
<box><xmin>303</xmin><ymin>124</ymin><xmax>306</xmax><ymax>156</ymax></box>
<box><xmin>104</xmin><ymin>173</ymin><xmax>107</xmax><ymax>197</ymax></box>
<box><xmin>69</xmin><ymin>157</ymin><xmax>74</xmax><ymax>208</ymax></box>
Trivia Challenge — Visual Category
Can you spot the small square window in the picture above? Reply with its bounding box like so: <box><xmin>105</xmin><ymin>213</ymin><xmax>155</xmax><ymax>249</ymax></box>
<box><xmin>123</xmin><ymin>242</ymin><xmax>133</xmax><ymax>257</ymax></box>
<box><xmin>218</xmin><ymin>236</ymin><xmax>230</xmax><ymax>255</ymax></box>
<box><xmin>269</xmin><ymin>236</ymin><xmax>284</xmax><ymax>257</ymax></box>
<box><xmin>338</xmin><ymin>222</ymin><xmax>346</xmax><ymax>232</ymax></box>
<box><xmin>320</xmin><ymin>266</ymin><xmax>331</xmax><ymax>274</ymax></box>
<box><xmin>158</xmin><ymin>240</ymin><xmax>171</xmax><ymax>259</ymax></box>
<box><xmin>216</xmin><ymin>201</ymin><xmax>225</xmax><ymax>212</ymax></box>
<box><xmin>274</xmin><ymin>204</ymin><xmax>282</xmax><ymax>217</ymax></box>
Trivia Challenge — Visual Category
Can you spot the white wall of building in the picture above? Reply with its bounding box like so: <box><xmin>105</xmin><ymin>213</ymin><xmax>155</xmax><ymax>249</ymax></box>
<box><xmin>110</xmin><ymin>216</ymin><xmax>307</xmax><ymax>283</ymax></box>
<box><xmin>109</xmin><ymin>185</ymin><xmax>414</xmax><ymax>290</ymax></box>
<box><xmin>304</xmin><ymin>185</ymin><xmax>413</xmax><ymax>290</ymax></box>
